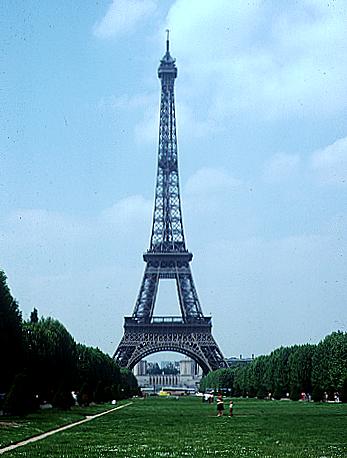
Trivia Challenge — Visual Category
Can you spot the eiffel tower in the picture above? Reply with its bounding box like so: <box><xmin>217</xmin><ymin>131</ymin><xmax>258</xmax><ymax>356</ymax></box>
<box><xmin>114</xmin><ymin>33</ymin><xmax>227</xmax><ymax>374</ymax></box>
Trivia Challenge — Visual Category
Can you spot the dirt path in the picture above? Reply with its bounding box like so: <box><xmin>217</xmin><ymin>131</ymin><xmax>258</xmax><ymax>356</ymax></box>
<box><xmin>0</xmin><ymin>402</ymin><xmax>133</xmax><ymax>455</ymax></box>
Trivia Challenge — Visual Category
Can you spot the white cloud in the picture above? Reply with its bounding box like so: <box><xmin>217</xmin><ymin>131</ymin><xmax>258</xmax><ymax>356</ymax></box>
<box><xmin>133</xmin><ymin>99</ymin><xmax>218</xmax><ymax>145</ymax></box>
<box><xmin>97</xmin><ymin>92</ymin><xmax>160</xmax><ymax>145</ymax></box>
<box><xmin>0</xmin><ymin>194</ymin><xmax>152</xmax><ymax>258</ymax></box>
<box><xmin>176</xmin><ymin>102</ymin><xmax>219</xmax><ymax>140</ymax></box>
<box><xmin>198</xmin><ymin>229</ymin><xmax>346</xmax><ymax>355</ymax></box>
<box><xmin>2</xmin><ymin>209</ymin><xmax>91</xmax><ymax>248</ymax></box>
<box><xmin>98</xmin><ymin>93</ymin><xmax>156</xmax><ymax>112</ymax></box>
<box><xmin>163</xmin><ymin>0</ymin><xmax>347</xmax><ymax>121</ymax></box>
<box><xmin>263</xmin><ymin>153</ymin><xmax>301</xmax><ymax>183</ymax></box>
<box><xmin>134</xmin><ymin>101</ymin><xmax>158</xmax><ymax>145</ymax></box>
<box><xmin>93</xmin><ymin>0</ymin><xmax>158</xmax><ymax>39</ymax></box>
<box><xmin>101</xmin><ymin>194</ymin><xmax>152</xmax><ymax>232</ymax></box>
<box><xmin>101</xmin><ymin>91</ymin><xmax>218</xmax><ymax>144</ymax></box>
<box><xmin>310</xmin><ymin>136</ymin><xmax>347</xmax><ymax>185</ymax></box>
<box><xmin>1</xmin><ymin>187</ymin><xmax>346</xmax><ymax>357</ymax></box>
<box><xmin>0</xmin><ymin>194</ymin><xmax>153</xmax><ymax>352</ymax></box>
<box><xmin>185</xmin><ymin>167</ymin><xmax>241</xmax><ymax>196</ymax></box>
<box><xmin>96</xmin><ymin>1</ymin><xmax>347</xmax><ymax>145</ymax></box>
<box><xmin>262</xmin><ymin>137</ymin><xmax>347</xmax><ymax>185</ymax></box>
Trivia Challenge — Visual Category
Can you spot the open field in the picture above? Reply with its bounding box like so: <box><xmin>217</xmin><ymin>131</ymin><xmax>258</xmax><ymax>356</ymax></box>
<box><xmin>1</xmin><ymin>397</ymin><xmax>346</xmax><ymax>457</ymax></box>
<box><xmin>0</xmin><ymin>403</ymin><xmax>118</xmax><ymax>449</ymax></box>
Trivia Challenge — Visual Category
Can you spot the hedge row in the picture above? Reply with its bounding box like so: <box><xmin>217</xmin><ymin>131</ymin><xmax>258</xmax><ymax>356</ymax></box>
<box><xmin>0</xmin><ymin>269</ymin><xmax>138</xmax><ymax>414</ymax></box>
<box><xmin>200</xmin><ymin>331</ymin><xmax>347</xmax><ymax>402</ymax></box>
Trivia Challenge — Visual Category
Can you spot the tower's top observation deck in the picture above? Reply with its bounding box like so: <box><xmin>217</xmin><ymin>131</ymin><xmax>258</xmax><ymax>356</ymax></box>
<box><xmin>158</xmin><ymin>30</ymin><xmax>177</xmax><ymax>79</ymax></box>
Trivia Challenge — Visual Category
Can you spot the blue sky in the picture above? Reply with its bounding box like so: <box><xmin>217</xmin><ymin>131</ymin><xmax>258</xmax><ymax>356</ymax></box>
<box><xmin>1</xmin><ymin>0</ymin><xmax>346</xmax><ymax>360</ymax></box>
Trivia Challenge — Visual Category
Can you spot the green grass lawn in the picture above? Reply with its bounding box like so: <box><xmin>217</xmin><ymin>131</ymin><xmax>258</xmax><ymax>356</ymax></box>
<box><xmin>1</xmin><ymin>397</ymin><xmax>346</xmax><ymax>457</ymax></box>
<box><xmin>0</xmin><ymin>403</ymin><xmax>117</xmax><ymax>448</ymax></box>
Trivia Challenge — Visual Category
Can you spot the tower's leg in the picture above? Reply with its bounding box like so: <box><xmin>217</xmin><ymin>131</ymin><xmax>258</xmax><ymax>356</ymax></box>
<box><xmin>132</xmin><ymin>266</ymin><xmax>159</xmax><ymax>322</ymax></box>
<box><xmin>176</xmin><ymin>267</ymin><xmax>203</xmax><ymax>320</ymax></box>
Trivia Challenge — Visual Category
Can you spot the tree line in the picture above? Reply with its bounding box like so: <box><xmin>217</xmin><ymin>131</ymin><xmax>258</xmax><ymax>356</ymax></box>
<box><xmin>200</xmin><ymin>331</ymin><xmax>347</xmax><ymax>402</ymax></box>
<box><xmin>0</xmin><ymin>269</ymin><xmax>138</xmax><ymax>414</ymax></box>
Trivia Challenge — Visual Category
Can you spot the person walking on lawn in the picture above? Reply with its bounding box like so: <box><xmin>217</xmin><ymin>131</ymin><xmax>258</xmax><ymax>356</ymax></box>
<box><xmin>217</xmin><ymin>394</ymin><xmax>224</xmax><ymax>417</ymax></box>
<box><xmin>229</xmin><ymin>400</ymin><xmax>233</xmax><ymax>417</ymax></box>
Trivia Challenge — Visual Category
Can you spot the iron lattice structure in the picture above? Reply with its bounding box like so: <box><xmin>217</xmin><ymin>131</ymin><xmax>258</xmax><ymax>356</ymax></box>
<box><xmin>114</xmin><ymin>35</ymin><xmax>227</xmax><ymax>374</ymax></box>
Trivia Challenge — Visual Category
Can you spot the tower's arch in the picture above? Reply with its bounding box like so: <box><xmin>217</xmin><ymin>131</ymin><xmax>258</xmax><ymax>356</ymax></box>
<box><xmin>128</xmin><ymin>342</ymin><xmax>211</xmax><ymax>375</ymax></box>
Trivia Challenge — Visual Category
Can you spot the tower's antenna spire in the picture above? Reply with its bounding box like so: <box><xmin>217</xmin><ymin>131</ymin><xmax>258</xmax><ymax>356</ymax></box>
<box><xmin>166</xmin><ymin>29</ymin><xmax>170</xmax><ymax>53</ymax></box>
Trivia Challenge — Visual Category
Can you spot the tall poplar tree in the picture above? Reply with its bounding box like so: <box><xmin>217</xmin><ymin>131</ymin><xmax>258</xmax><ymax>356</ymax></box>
<box><xmin>0</xmin><ymin>270</ymin><xmax>23</xmax><ymax>391</ymax></box>
<box><xmin>312</xmin><ymin>331</ymin><xmax>347</xmax><ymax>398</ymax></box>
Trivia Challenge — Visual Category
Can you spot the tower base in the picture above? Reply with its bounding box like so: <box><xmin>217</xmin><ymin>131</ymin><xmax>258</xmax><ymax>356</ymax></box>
<box><xmin>114</xmin><ymin>316</ymin><xmax>228</xmax><ymax>375</ymax></box>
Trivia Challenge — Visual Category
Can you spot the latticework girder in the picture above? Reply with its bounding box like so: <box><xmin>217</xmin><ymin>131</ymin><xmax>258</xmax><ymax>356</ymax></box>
<box><xmin>114</xmin><ymin>320</ymin><xmax>227</xmax><ymax>375</ymax></box>
<box><xmin>114</xmin><ymin>35</ymin><xmax>227</xmax><ymax>373</ymax></box>
<box><xmin>150</xmin><ymin>47</ymin><xmax>185</xmax><ymax>253</ymax></box>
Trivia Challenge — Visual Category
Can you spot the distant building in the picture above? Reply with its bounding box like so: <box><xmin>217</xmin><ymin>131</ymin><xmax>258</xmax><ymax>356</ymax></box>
<box><xmin>133</xmin><ymin>360</ymin><xmax>147</xmax><ymax>376</ymax></box>
<box><xmin>179</xmin><ymin>358</ymin><xmax>195</xmax><ymax>376</ymax></box>
<box><xmin>227</xmin><ymin>355</ymin><xmax>254</xmax><ymax>366</ymax></box>
<box><xmin>160</xmin><ymin>360</ymin><xmax>179</xmax><ymax>373</ymax></box>
<box><xmin>133</xmin><ymin>357</ymin><xmax>202</xmax><ymax>391</ymax></box>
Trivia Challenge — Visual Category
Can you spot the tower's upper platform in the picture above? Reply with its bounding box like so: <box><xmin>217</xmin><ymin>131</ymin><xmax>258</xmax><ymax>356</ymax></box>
<box><xmin>158</xmin><ymin>30</ymin><xmax>177</xmax><ymax>79</ymax></box>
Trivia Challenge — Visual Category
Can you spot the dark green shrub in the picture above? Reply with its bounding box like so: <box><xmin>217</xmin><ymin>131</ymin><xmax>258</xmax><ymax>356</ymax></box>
<box><xmin>290</xmin><ymin>385</ymin><xmax>301</xmax><ymax>401</ymax></box>
<box><xmin>52</xmin><ymin>386</ymin><xmax>74</xmax><ymax>410</ymax></box>
<box><xmin>94</xmin><ymin>381</ymin><xmax>105</xmax><ymax>403</ymax></box>
<box><xmin>273</xmin><ymin>386</ymin><xmax>282</xmax><ymax>400</ymax></box>
<box><xmin>0</xmin><ymin>271</ymin><xmax>23</xmax><ymax>392</ymax></box>
<box><xmin>312</xmin><ymin>385</ymin><xmax>323</xmax><ymax>402</ymax></box>
<box><xmin>4</xmin><ymin>373</ymin><xmax>35</xmax><ymax>415</ymax></box>
<box><xmin>256</xmin><ymin>385</ymin><xmax>268</xmax><ymax>399</ymax></box>
<box><xmin>78</xmin><ymin>382</ymin><xmax>91</xmax><ymax>406</ymax></box>
<box><xmin>340</xmin><ymin>377</ymin><xmax>347</xmax><ymax>403</ymax></box>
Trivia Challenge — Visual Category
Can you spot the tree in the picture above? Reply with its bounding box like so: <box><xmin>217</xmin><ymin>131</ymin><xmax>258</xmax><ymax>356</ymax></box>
<box><xmin>52</xmin><ymin>384</ymin><xmax>74</xmax><ymax>410</ymax></box>
<box><xmin>250</xmin><ymin>356</ymin><xmax>270</xmax><ymax>398</ymax></box>
<box><xmin>24</xmin><ymin>317</ymin><xmax>77</xmax><ymax>402</ymax></box>
<box><xmin>271</xmin><ymin>347</ymin><xmax>293</xmax><ymax>399</ymax></box>
<box><xmin>30</xmin><ymin>308</ymin><xmax>39</xmax><ymax>324</ymax></box>
<box><xmin>340</xmin><ymin>377</ymin><xmax>347</xmax><ymax>403</ymax></box>
<box><xmin>289</xmin><ymin>344</ymin><xmax>315</xmax><ymax>400</ymax></box>
<box><xmin>78</xmin><ymin>382</ymin><xmax>91</xmax><ymax>406</ymax></box>
<box><xmin>0</xmin><ymin>270</ymin><xmax>23</xmax><ymax>392</ymax></box>
<box><xmin>147</xmin><ymin>363</ymin><xmax>161</xmax><ymax>375</ymax></box>
<box><xmin>3</xmin><ymin>373</ymin><xmax>36</xmax><ymax>415</ymax></box>
<box><xmin>233</xmin><ymin>365</ymin><xmax>250</xmax><ymax>397</ymax></box>
<box><xmin>120</xmin><ymin>369</ymin><xmax>139</xmax><ymax>398</ymax></box>
<box><xmin>312</xmin><ymin>331</ymin><xmax>347</xmax><ymax>398</ymax></box>
<box><xmin>74</xmin><ymin>344</ymin><xmax>127</xmax><ymax>402</ymax></box>
<box><xmin>94</xmin><ymin>380</ymin><xmax>105</xmax><ymax>403</ymax></box>
<box><xmin>0</xmin><ymin>269</ymin><xmax>139</xmax><ymax>413</ymax></box>
<box><xmin>162</xmin><ymin>363</ymin><xmax>179</xmax><ymax>375</ymax></box>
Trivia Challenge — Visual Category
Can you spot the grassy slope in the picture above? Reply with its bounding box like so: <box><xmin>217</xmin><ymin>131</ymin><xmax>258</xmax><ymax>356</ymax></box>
<box><xmin>2</xmin><ymin>398</ymin><xmax>347</xmax><ymax>457</ymax></box>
